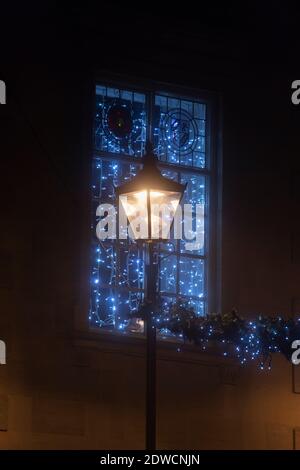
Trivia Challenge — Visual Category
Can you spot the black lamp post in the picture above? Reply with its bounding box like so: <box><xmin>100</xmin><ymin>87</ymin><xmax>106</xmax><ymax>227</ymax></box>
<box><xmin>116</xmin><ymin>141</ymin><xmax>186</xmax><ymax>450</ymax></box>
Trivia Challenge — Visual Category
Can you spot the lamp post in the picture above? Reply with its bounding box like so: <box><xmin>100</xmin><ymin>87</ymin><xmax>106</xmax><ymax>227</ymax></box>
<box><xmin>116</xmin><ymin>141</ymin><xmax>186</xmax><ymax>450</ymax></box>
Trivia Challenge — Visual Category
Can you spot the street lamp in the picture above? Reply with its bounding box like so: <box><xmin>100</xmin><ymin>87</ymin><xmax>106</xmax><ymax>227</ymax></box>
<box><xmin>116</xmin><ymin>141</ymin><xmax>186</xmax><ymax>450</ymax></box>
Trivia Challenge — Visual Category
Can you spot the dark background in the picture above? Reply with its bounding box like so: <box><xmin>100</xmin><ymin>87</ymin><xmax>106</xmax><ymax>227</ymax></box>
<box><xmin>0</xmin><ymin>1</ymin><xmax>300</xmax><ymax>450</ymax></box>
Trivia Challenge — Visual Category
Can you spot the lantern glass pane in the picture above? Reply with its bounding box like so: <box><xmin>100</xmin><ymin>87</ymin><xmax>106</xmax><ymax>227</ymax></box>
<box><xmin>150</xmin><ymin>190</ymin><xmax>181</xmax><ymax>239</ymax></box>
<box><xmin>120</xmin><ymin>191</ymin><xmax>149</xmax><ymax>239</ymax></box>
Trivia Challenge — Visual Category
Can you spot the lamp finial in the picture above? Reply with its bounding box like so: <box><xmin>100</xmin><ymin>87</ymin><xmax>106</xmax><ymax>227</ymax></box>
<box><xmin>144</xmin><ymin>140</ymin><xmax>157</xmax><ymax>166</ymax></box>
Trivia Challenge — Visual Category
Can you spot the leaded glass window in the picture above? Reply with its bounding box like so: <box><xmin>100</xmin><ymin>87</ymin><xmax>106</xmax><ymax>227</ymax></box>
<box><xmin>90</xmin><ymin>83</ymin><xmax>212</xmax><ymax>331</ymax></box>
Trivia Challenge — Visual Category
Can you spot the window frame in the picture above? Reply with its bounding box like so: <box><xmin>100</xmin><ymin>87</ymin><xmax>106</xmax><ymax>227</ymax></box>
<box><xmin>76</xmin><ymin>75</ymin><xmax>222</xmax><ymax>335</ymax></box>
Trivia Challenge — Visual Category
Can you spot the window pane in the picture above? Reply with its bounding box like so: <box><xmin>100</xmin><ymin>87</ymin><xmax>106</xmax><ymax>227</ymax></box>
<box><xmin>92</xmin><ymin>158</ymin><xmax>141</xmax><ymax>204</ymax></box>
<box><xmin>180</xmin><ymin>173</ymin><xmax>206</xmax><ymax>255</ymax></box>
<box><xmin>118</xmin><ymin>241</ymin><xmax>145</xmax><ymax>290</ymax></box>
<box><xmin>90</xmin><ymin>287</ymin><xmax>144</xmax><ymax>329</ymax></box>
<box><xmin>154</xmin><ymin>94</ymin><xmax>206</xmax><ymax>168</ymax></box>
<box><xmin>160</xmin><ymin>168</ymin><xmax>179</xmax><ymax>181</ymax></box>
<box><xmin>94</xmin><ymin>242</ymin><xmax>116</xmax><ymax>287</ymax></box>
<box><xmin>116</xmin><ymin>290</ymin><xmax>144</xmax><ymax>330</ymax></box>
<box><xmin>95</xmin><ymin>85</ymin><xmax>146</xmax><ymax>156</ymax></box>
<box><xmin>179</xmin><ymin>257</ymin><xmax>204</xmax><ymax>299</ymax></box>
<box><xmin>90</xmin><ymin>287</ymin><xmax>117</xmax><ymax>328</ymax></box>
<box><xmin>159</xmin><ymin>255</ymin><xmax>177</xmax><ymax>293</ymax></box>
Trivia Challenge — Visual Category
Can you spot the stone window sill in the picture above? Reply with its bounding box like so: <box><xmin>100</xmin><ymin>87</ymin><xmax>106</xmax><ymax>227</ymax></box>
<box><xmin>73</xmin><ymin>327</ymin><xmax>239</xmax><ymax>371</ymax></box>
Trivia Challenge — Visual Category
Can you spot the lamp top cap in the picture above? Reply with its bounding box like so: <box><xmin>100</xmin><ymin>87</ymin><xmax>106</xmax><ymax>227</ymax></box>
<box><xmin>115</xmin><ymin>139</ymin><xmax>186</xmax><ymax>195</ymax></box>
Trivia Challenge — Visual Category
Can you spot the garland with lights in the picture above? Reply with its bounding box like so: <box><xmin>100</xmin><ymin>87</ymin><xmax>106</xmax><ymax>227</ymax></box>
<box><xmin>133</xmin><ymin>303</ymin><xmax>300</xmax><ymax>369</ymax></box>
